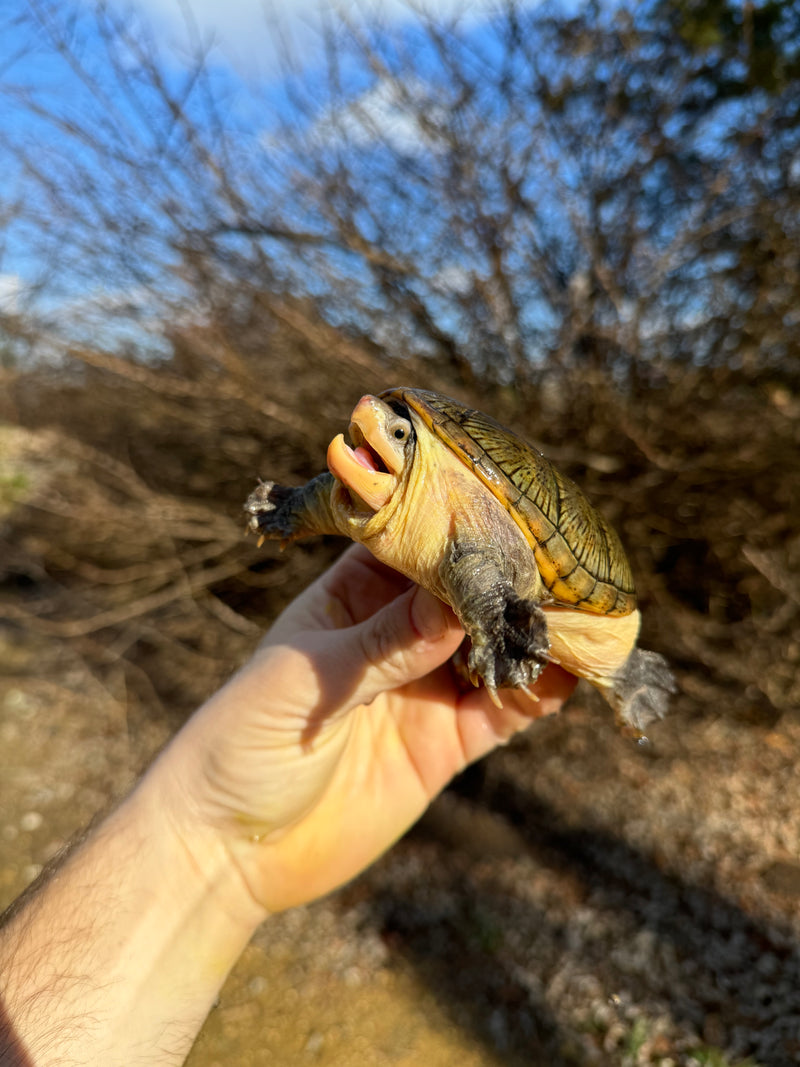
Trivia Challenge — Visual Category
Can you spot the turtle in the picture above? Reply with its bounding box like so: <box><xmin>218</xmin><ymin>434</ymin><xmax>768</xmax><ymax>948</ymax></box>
<box><xmin>244</xmin><ymin>387</ymin><xmax>675</xmax><ymax>733</ymax></box>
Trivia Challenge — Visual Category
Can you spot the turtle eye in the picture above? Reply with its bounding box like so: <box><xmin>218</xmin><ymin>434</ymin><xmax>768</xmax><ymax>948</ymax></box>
<box><xmin>388</xmin><ymin>416</ymin><xmax>413</xmax><ymax>445</ymax></box>
<box><xmin>385</xmin><ymin>401</ymin><xmax>414</xmax><ymax>448</ymax></box>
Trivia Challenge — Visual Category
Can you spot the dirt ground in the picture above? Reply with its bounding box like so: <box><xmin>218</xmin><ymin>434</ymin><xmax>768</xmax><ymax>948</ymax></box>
<box><xmin>3</xmin><ymin>614</ymin><xmax>800</xmax><ymax>1067</ymax></box>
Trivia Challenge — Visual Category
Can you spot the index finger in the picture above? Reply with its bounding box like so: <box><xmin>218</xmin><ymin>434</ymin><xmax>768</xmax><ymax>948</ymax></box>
<box><xmin>316</xmin><ymin>544</ymin><xmax>415</xmax><ymax>626</ymax></box>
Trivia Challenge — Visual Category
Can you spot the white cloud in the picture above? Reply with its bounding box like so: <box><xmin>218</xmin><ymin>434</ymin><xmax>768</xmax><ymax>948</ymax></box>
<box><xmin>433</xmin><ymin>264</ymin><xmax>473</xmax><ymax>295</ymax></box>
<box><xmin>0</xmin><ymin>274</ymin><xmax>24</xmax><ymax>314</ymax></box>
<box><xmin>124</xmin><ymin>0</ymin><xmax>506</xmax><ymax>72</ymax></box>
<box><xmin>314</xmin><ymin>75</ymin><xmax>448</xmax><ymax>153</ymax></box>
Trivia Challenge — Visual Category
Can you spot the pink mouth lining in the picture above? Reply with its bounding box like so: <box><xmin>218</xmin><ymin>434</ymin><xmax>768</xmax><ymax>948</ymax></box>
<box><xmin>352</xmin><ymin>445</ymin><xmax>381</xmax><ymax>472</ymax></box>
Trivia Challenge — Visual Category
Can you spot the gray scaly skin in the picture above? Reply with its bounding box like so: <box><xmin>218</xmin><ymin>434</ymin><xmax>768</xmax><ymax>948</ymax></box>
<box><xmin>245</xmin><ymin>475</ymin><xmax>339</xmax><ymax>542</ymax></box>
<box><xmin>442</xmin><ymin>517</ymin><xmax>552</xmax><ymax>694</ymax></box>
<box><xmin>607</xmin><ymin>649</ymin><xmax>677</xmax><ymax>735</ymax></box>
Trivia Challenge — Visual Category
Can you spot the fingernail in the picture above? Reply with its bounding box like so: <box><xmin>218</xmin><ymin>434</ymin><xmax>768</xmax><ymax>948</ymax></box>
<box><xmin>410</xmin><ymin>587</ymin><xmax>449</xmax><ymax>642</ymax></box>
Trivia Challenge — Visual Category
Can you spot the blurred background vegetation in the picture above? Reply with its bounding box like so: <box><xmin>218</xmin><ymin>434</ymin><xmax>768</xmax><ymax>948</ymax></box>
<box><xmin>1</xmin><ymin>0</ymin><xmax>797</xmax><ymax>724</ymax></box>
<box><xmin>1</xmin><ymin>1</ymin><xmax>800</xmax><ymax>1063</ymax></box>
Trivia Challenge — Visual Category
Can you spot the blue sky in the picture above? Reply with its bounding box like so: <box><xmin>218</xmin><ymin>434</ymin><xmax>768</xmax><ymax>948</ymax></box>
<box><xmin>6</xmin><ymin>0</ymin><xmax>478</xmax><ymax>75</ymax></box>
<box><xmin>0</xmin><ymin>0</ymin><xmax>598</xmax><ymax>371</ymax></box>
<box><xmin>122</xmin><ymin>0</ymin><xmax>518</xmax><ymax>75</ymax></box>
<box><xmin>1</xmin><ymin>0</ymin><xmax>770</xmax><ymax>371</ymax></box>
<box><xmin>0</xmin><ymin>0</ymin><xmax>520</xmax><ymax>309</ymax></box>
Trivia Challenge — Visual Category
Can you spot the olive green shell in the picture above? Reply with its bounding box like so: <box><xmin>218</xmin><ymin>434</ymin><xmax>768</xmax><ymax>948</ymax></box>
<box><xmin>380</xmin><ymin>387</ymin><xmax>636</xmax><ymax>617</ymax></box>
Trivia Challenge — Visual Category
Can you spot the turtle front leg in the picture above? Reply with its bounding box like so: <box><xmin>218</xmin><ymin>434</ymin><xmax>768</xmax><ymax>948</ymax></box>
<box><xmin>441</xmin><ymin>538</ymin><xmax>550</xmax><ymax>701</ymax></box>
<box><xmin>245</xmin><ymin>472</ymin><xmax>341</xmax><ymax>543</ymax></box>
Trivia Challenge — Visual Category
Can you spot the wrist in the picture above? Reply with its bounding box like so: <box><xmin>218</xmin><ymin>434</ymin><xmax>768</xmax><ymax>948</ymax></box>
<box><xmin>0</xmin><ymin>751</ymin><xmax>268</xmax><ymax>1067</ymax></box>
<box><xmin>139</xmin><ymin>740</ymin><xmax>271</xmax><ymax>933</ymax></box>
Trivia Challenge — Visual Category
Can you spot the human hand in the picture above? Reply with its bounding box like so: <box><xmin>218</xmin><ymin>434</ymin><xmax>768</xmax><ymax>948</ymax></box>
<box><xmin>0</xmin><ymin>547</ymin><xmax>574</xmax><ymax>1067</ymax></box>
<box><xmin>159</xmin><ymin>545</ymin><xmax>576</xmax><ymax>914</ymax></box>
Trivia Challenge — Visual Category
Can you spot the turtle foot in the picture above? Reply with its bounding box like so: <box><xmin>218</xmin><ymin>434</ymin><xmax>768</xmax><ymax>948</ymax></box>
<box><xmin>244</xmin><ymin>481</ymin><xmax>301</xmax><ymax>541</ymax></box>
<box><xmin>244</xmin><ymin>473</ymin><xmax>338</xmax><ymax>543</ymax></box>
<box><xmin>607</xmin><ymin>648</ymin><xmax>677</xmax><ymax>736</ymax></box>
<box><xmin>466</xmin><ymin>596</ymin><xmax>551</xmax><ymax>696</ymax></box>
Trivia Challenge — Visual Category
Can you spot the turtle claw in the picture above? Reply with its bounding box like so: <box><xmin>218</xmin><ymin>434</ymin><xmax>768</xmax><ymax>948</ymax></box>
<box><xmin>519</xmin><ymin>683</ymin><xmax>540</xmax><ymax>703</ymax></box>
<box><xmin>486</xmin><ymin>685</ymin><xmax>504</xmax><ymax>710</ymax></box>
<box><xmin>468</xmin><ymin>595</ymin><xmax>550</xmax><ymax>692</ymax></box>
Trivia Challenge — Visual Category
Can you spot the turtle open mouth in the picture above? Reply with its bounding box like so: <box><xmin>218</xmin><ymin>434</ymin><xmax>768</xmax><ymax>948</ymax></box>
<box><xmin>326</xmin><ymin>397</ymin><xmax>406</xmax><ymax>512</ymax></box>
<box><xmin>347</xmin><ymin>425</ymin><xmax>391</xmax><ymax>475</ymax></box>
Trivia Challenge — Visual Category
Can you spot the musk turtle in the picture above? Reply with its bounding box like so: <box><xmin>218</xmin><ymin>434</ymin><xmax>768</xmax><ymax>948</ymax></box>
<box><xmin>245</xmin><ymin>388</ymin><xmax>674</xmax><ymax>733</ymax></box>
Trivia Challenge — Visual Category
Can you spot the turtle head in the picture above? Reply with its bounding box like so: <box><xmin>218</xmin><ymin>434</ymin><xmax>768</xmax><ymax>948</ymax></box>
<box><xmin>327</xmin><ymin>394</ymin><xmax>415</xmax><ymax>512</ymax></box>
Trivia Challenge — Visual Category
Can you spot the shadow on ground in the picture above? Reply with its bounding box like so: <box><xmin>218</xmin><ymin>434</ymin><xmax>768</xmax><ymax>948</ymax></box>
<box><xmin>354</xmin><ymin>718</ymin><xmax>800</xmax><ymax>1067</ymax></box>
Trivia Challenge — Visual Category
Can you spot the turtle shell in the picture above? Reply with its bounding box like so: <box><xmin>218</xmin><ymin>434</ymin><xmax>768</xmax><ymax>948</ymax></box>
<box><xmin>380</xmin><ymin>387</ymin><xmax>636</xmax><ymax>617</ymax></box>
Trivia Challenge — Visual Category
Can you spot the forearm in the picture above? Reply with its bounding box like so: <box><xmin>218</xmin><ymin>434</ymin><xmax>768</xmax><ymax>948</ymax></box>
<box><xmin>0</xmin><ymin>756</ymin><xmax>266</xmax><ymax>1067</ymax></box>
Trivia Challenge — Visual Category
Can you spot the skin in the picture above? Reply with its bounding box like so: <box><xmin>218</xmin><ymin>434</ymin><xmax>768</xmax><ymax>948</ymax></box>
<box><xmin>0</xmin><ymin>546</ymin><xmax>575</xmax><ymax>1067</ymax></box>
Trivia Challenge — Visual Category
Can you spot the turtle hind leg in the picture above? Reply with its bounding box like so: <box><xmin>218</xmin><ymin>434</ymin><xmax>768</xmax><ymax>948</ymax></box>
<box><xmin>606</xmin><ymin>648</ymin><xmax>677</xmax><ymax>736</ymax></box>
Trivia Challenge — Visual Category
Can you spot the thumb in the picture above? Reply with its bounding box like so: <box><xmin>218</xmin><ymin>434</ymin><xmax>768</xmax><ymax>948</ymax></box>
<box><xmin>345</xmin><ymin>585</ymin><xmax>464</xmax><ymax>707</ymax></box>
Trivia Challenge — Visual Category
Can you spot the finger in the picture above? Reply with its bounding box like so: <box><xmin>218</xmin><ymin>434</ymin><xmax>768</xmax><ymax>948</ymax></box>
<box><xmin>320</xmin><ymin>545</ymin><xmax>414</xmax><ymax>625</ymax></box>
<box><xmin>341</xmin><ymin>584</ymin><xmax>464</xmax><ymax>708</ymax></box>
<box><xmin>499</xmin><ymin>664</ymin><xmax>578</xmax><ymax>719</ymax></box>
<box><xmin>455</xmin><ymin>665</ymin><xmax>578</xmax><ymax>764</ymax></box>
<box><xmin>267</xmin><ymin>546</ymin><xmax>412</xmax><ymax>641</ymax></box>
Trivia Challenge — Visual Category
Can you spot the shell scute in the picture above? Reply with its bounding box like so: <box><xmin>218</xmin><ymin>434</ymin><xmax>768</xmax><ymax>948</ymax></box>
<box><xmin>547</xmin><ymin>558</ymin><xmax>598</xmax><ymax>605</ymax></box>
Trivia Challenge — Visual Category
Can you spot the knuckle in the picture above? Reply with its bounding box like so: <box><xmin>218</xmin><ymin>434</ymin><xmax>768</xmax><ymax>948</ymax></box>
<box><xmin>358</xmin><ymin>614</ymin><xmax>408</xmax><ymax>685</ymax></box>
